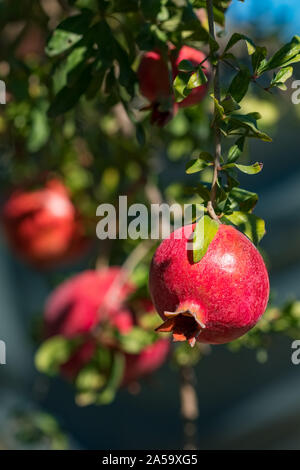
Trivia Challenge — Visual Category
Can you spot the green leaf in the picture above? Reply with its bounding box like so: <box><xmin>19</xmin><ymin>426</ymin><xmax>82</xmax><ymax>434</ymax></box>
<box><xmin>270</xmin><ymin>66</ymin><xmax>293</xmax><ymax>88</ymax></box>
<box><xmin>222</xmin><ymin>211</ymin><xmax>266</xmax><ymax>245</ymax></box>
<box><xmin>227</xmin><ymin>136</ymin><xmax>245</xmax><ymax>163</ymax></box>
<box><xmin>187</xmin><ymin>67</ymin><xmax>208</xmax><ymax>89</ymax></box>
<box><xmin>96</xmin><ymin>352</ymin><xmax>125</xmax><ymax>404</ymax></box>
<box><xmin>177</xmin><ymin>59</ymin><xmax>195</xmax><ymax>72</ymax></box>
<box><xmin>195</xmin><ymin>183</ymin><xmax>211</xmax><ymax>201</ymax></box>
<box><xmin>173</xmin><ymin>72</ymin><xmax>190</xmax><ymax>102</ymax></box>
<box><xmin>227</xmin><ymin>114</ymin><xmax>272</xmax><ymax>142</ymax></box>
<box><xmin>136</xmin><ymin>123</ymin><xmax>146</xmax><ymax>146</ymax></box>
<box><xmin>46</xmin><ymin>12</ymin><xmax>92</xmax><ymax>57</ymax></box>
<box><xmin>27</xmin><ymin>102</ymin><xmax>50</xmax><ymax>153</ymax></box>
<box><xmin>221</xmin><ymin>94</ymin><xmax>241</xmax><ymax>114</ymax></box>
<box><xmin>224</xmin><ymin>162</ymin><xmax>263</xmax><ymax>175</ymax></box>
<box><xmin>228</xmin><ymin>68</ymin><xmax>251</xmax><ymax>103</ymax></box>
<box><xmin>210</xmin><ymin>94</ymin><xmax>225</xmax><ymax>119</ymax></box>
<box><xmin>252</xmin><ymin>46</ymin><xmax>267</xmax><ymax>74</ymax></box>
<box><xmin>186</xmin><ymin>158</ymin><xmax>211</xmax><ymax>174</ymax></box>
<box><xmin>35</xmin><ymin>336</ymin><xmax>78</xmax><ymax>376</ymax></box>
<box><xmin>193</xmin><ymin>215</ymin><xmax>220</xmax><ymax>263</ymax></box>
<box><xmin>224</xmin><ymin>33</ymin><xmax>256</xmax><ymax>55</ymax></box>
<box><xmin>48</xmin><ymin>66</ymin><xmax>93</xmax><ymax>117</ymax></box>
<box><xmin>229</xmin><ymin>187</ymin><xmax>258</xmax><ymax>212</ymax></box>
<box><xmin>258</xmin><ymin>35</ymin><xmax>300</xmax><ymax>73</ymax></box>
<box><xmin>116</xmin><ymin>327</ymin><xmax>157</xmax><ymax>354</ymax></box>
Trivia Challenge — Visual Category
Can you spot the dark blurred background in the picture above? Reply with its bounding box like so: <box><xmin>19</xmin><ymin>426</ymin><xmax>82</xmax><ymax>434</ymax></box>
<box><xmin>1</xmin><ymin>0</ymin><xmax>300</xmax><ymax>450</ymax></box>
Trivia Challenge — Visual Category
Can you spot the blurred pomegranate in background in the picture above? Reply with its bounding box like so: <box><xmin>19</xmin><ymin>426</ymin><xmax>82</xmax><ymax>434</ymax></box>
<box><xmin>2</xmin><ymin>179</ymin><xmax>88</xmax><ymax>268</ymax></box>
<box><xmin>138</xmin><ymin>45</ymin><xmax>210</xmax><ymax>126</ymax></box>
<box><xmin>44</xmin><ymin>268</ymin><xmax>170</xmax><ymax>383</ymax></box>
<box><xmin>15</xmin><ymin>24</ymin><xmax>45</xmax><ymax>60</ymax></box>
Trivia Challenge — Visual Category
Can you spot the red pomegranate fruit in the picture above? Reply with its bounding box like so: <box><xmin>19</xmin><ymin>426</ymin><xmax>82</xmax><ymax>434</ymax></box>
<box><xmin>173</xmin><ymin>45</ymin><xmax>210</xmax><ymax>108</ymax></box>
<box><xmin>2</xmin><ymin>179</ymin><xmax>88</xmax><ymax>268</ymax></box>
<box><xmin>149</xmin><ymin>223</ymin><xmax>269</xmax><ymax>346</ymax></box>
<box><xmin>138</xmin><ymin>45</ymin><xmax>210</xmax><ymax>125</ymax></box>
<box><xmin>44</xmin><ymin>268</ymin><xmax>170</xmax><ymax>383</ymax></box>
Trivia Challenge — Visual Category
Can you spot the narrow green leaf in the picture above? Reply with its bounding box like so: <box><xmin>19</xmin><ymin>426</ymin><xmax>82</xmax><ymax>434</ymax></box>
<box><xmin>187</xmin><ymin>67</ymin><xmax>208</xmax><ymax>89</ymax></box>
<box><xmin>193</xmin><ymin>215</ymin><xmax>220</xmax><ymax>263</ymax></box>
<box><xmin>177</xmin><ymin>59</ymin><xmax>195</xmax><ymax>72</ymax></box>
<box><xmin>227</xmin><ymin>136</ymin><xmax>245</xmax><ymax>163</ymax></box>
<box><xmin>222</xmin><ymin>211</ymin><xmax>266</xmax><ymax>245</ymax></box>
<box><xmin>228</xmin><ymin>68</ymin><xmax>251</xmax><ymax>103</ymax></box>
<box><xmin>210</xmin><ymin>94</ymin><xmax>225</xmax><ymax>119</ymax></box>
<box><xmin>234</xmin><ymin>162</ymin><xmax>263</xmax><ymax>174</ymax></box>
<box><xmin>46</xmin><ymin>12</ymin><xmax>92</xmax><ymax>57</ymax></box>
<box><xmin>227</xmin><ymin>114</ymin><xmax>272</xmax><ymax>142</ymax></box>
<box><xmin>258</xmin><ymin>35</ymin><xmax>300</xmax><ymax>73</ymax></box>
<box><xmin>48</xmin><ymin>66</ymin><xmax>93</xmax><ymax>117</ymax></box>
<box><xmin>221</xmin><ymin>94</ymin><xmax>241</xmax><ymax>114</ymax></box>
<box><xmin>186</xmin><ymin>158</ymin><xmax>210</xmax><ymax>174</ymax></box>
<box><xmin>224</xmin><ymin>33</ymin><xmax>256</xmax><ymax>55</ymax></box>
<box><xmin>252</xmin><ymin>46</ymin><xmax>267</xmax><ymax>74</ymax></box>
<box><xmin>229</xmin><ymin>187</ymin><xmax>258</xmax><ymax>212</ymax></box>
<box><xmin>173</xmin><ymin>72</ymin><xmax>190</xmax><ymax>102</ymax></box>
<box><xmin>270</xmin><ymin>66</ymin><xmax>293</xmax><ymax>87</ymax></box>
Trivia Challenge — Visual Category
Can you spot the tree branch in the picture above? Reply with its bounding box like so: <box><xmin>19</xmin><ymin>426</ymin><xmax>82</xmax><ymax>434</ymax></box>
<box><xmin>206</xmin><ymin>0</ymin><xmax>221</xmax><ymax>223</ymax></box>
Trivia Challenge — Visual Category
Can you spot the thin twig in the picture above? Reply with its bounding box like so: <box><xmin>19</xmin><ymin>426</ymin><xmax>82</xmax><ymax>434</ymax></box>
<box><xmin>222</xmin><ymin>58</ymin><xmax>273</xmax><ymax>94</ymax></box>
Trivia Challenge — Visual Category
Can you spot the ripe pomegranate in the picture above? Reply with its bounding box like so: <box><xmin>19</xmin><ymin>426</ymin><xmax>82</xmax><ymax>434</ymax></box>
<box><xmin>2</xmin><ymin>179</ymin><xmax>88</xmax><ymax>268</ymax></box>
<box><xmin>138</xmin><ymin>45</ymin><xmax>210</xmax><ymax>125</ymax></box>
<box><xmin>149</xmin><ymin>223</ymin><xmax>269</xmax><ymax>345</ymax></box>
<box><xmin>44</xmin><ymin>268</ymin><xmax>170</xmax><ymax>383</ymax></box>
<box><xmin>173</xmin><ymin>46</ymin><xmax>210</xmax><ymax>108</ymax></box>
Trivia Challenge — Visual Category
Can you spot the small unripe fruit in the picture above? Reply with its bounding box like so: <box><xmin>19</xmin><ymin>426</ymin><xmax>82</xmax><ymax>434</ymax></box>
<box><xmin>149</xmin><ymin>223</ymin><xmax>269</xmax><ymax>345</ymax></box>
<box><xmin>2</xmin><ymin>179</ymin><xmax>88</xmax><ymax>268</ymax></box>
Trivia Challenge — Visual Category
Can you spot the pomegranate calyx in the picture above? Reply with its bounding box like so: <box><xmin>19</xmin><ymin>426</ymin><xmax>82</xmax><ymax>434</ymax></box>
<box><xmin>155</xmin><ymin>310</ymin><xmax>205</xmax><ymax>348</ymax></box>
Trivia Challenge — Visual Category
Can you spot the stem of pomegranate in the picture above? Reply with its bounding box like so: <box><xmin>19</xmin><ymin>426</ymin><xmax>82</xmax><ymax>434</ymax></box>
<box><xmin>179</xmin><ymin>365</ymin><xmax>199</xmax><ymax>450</ymax></box>
<box><xmin>206</xmin><ymin>0</ymin><xmax>221</xmax><ymax>223</ymax></box>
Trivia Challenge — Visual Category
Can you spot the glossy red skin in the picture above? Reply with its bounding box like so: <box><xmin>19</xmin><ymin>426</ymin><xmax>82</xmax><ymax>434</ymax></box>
<box><xmin>173</xmin><ymin>46</ymin><xmax>210</xmax><ymax>108</ymax></box>
<box><xmin>149</xmin><ymin>223</ymin><xmax>270</xmax><ymax>344</ymax></box>
<box><xmin>2</xmin><ymin>179</ymin><xmax>88</xmax><ymax>268</ymax></box>
<box><xmin>44</xmin><ymin>269</ymin><xmax>170</xmax><ymax>382</ymax></box>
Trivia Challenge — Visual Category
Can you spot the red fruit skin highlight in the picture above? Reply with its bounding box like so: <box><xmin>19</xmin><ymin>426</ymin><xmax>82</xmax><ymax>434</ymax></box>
<box><xmin>149</xmin><ymin>223</ymin><xmax>270</xmax><ymax>345</ymax></box>
<box><xmin>2</xmin><ymin>179</ymin><xmax>88</xmax><ymax>268</ymax></box>
<box><xmin>44</xmin><ymin>269</ymin><xmax>169</xmax><ymax>383</ymax></box>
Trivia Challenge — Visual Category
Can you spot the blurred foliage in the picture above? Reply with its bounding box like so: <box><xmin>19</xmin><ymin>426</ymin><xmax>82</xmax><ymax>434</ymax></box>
<box><xmin>1</xmin><ymin>410</ymin><xmax>68</xmax><ymax>450</ymax></box>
